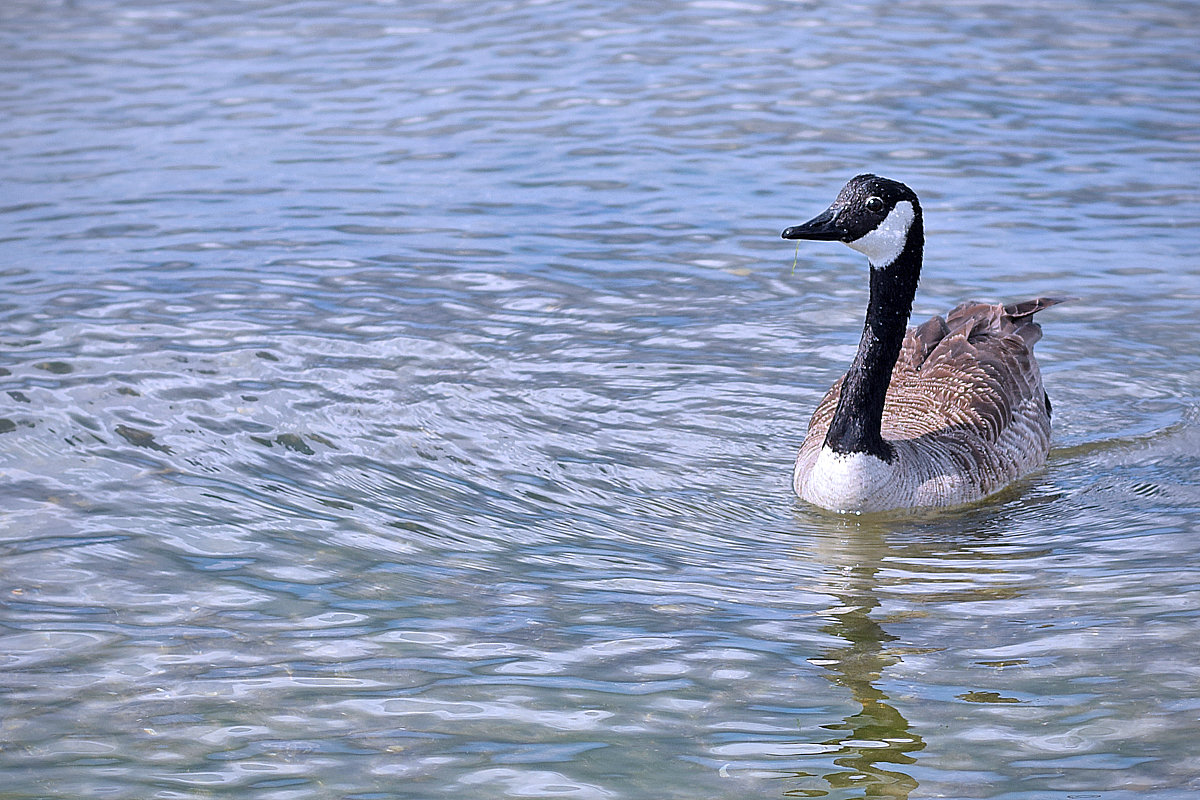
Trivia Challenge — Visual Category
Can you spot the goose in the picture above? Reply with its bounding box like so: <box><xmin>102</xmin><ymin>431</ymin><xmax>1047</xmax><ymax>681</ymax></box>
<box><xmin>781</xmin><ymin>174</ymin><xmax>1063</xmax><ymax>513</ymax></box>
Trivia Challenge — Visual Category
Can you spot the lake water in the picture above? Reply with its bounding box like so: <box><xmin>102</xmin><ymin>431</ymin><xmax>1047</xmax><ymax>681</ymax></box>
<box><xmin>2</xmin><ymin>1</ymin><xmax>1199</xmax><ymax>798</ymax></box>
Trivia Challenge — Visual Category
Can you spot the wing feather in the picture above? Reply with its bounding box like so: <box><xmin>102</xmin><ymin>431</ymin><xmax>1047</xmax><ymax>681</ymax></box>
<box><xmin>797</xmin><ymin>297</ymin><xmax>1060</xmax><ymax>505</ymax></box>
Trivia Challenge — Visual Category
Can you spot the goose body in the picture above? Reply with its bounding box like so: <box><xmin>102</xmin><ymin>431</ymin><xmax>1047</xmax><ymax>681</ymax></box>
<box><xmin>782</xmin><ymin>175</ymin><xmax>1062</xmax><ymax>513</ymax></box>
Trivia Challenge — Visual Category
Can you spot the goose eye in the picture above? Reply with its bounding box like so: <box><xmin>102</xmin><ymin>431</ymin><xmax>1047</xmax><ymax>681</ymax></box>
<box><xmin>865</xmin><ymin>196</ymin><xmax>885</xmax><ymax>213</ymax></box>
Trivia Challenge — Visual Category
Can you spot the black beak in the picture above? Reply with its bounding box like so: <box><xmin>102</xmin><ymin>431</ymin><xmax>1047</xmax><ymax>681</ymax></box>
<box><xmin>781</xmin><ymin>206</ymin><xmax>843</xmax><ymax>241</ymax></box>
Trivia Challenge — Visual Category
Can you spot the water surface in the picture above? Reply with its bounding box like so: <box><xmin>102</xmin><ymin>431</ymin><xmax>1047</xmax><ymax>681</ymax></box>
<box><xmin>2</xmin><ymin>1</ymin><xmax>1199</xmax><ymax>798</ymax></box>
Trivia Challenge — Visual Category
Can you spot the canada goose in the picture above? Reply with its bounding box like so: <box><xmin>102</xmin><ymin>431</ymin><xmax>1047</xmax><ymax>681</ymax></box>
<box><xmin>781</xmin><ymin>174</ymin><xmax>1063</xmax><ymax>512</ymax></box>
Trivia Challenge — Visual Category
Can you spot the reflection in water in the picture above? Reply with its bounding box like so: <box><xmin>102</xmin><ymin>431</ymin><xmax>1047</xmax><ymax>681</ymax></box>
<box><xmin>787</xmin><ymin>524</ymin><xmax>926</xmax><ymax>799</ymax></box>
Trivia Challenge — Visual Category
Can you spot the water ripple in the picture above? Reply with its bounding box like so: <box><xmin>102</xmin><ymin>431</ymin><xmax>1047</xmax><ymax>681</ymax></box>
<box><xmin>3</xmin><ymin>0</ymin><xmax>1200</xmax><ymax>798</ymax></box>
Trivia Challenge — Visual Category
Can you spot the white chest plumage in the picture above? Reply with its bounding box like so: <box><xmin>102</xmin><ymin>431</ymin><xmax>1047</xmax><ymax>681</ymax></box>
<box><xmin>795</xmin><ymin>446</ymin><xmax>899</xmax><ymax>513</ymax></box>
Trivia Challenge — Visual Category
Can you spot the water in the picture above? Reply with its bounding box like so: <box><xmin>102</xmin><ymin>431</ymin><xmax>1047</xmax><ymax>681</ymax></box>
<box><xmin>2</xmin><ymin>0</ymin><xmax>1199</xmax><ymax>797</ymax></box>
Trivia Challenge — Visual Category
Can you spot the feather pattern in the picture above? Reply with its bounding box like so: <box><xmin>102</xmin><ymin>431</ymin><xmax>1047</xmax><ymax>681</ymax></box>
<box><xmin>793</xmin><ymin>298</ymin><xmax>1065</xmax><ymax>510</ymax></box>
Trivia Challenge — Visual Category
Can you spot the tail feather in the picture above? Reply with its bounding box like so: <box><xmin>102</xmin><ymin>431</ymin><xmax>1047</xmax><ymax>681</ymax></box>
<box><xmin>1004</xmin><ymin>297</ymin><xmax>1071</xmax><ymax>319</ymax></box>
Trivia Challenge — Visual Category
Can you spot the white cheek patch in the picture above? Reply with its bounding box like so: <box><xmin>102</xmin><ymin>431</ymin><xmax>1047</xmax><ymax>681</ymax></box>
<box><xmin>846</xmin><ymin>200</ymin><xmax>915</xmax><ymax>267</ymax></box>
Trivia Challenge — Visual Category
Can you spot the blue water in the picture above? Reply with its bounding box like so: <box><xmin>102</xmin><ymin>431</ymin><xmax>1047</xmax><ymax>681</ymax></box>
<box><xmin>2</xmin><ymin>1</ymin><xmax>1199</xmax><ymax>798</ymax></box>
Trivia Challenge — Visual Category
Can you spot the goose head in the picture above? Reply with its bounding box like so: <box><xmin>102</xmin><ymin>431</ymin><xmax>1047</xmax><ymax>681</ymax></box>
<box><xmin>782</xmin><ymin>174</ymin><xmax>923</xmax><ymax>268</ymax></box>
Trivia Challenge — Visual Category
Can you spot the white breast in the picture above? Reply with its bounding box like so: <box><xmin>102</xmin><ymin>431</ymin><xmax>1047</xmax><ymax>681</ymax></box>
<box><xmin>795</xmin><ymin>446</ymin><xmax>900</xmax><ymax>513</ymax></box>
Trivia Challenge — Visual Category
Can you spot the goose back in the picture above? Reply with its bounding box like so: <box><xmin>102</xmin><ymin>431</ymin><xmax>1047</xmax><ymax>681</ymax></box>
<box><xmin>794</xmin><ymin>297</ymin><xmax>1065</xmax><ymax>509</ymax></box>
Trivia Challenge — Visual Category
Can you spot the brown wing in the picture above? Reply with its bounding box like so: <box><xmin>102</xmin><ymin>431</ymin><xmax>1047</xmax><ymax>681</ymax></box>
<box><xmin>802</xmin><ymin>297</ymin><xmax>1062</xmax><ymax>449</ymax></box>
<box><xmin>799</xmin><ymin>313</ymin><xmax>957</xmax><ymax>447</ymax></box>
<box><xmin>796</xmin><ymin>297</ymin><xmax>1063</xmax><ymax>505</ymax></box>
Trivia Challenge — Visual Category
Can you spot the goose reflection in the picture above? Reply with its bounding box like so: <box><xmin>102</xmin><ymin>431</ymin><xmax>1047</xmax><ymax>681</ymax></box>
<box><xmin>789</xmin><ymin>521</ymin><xmax>926</xmax><ymax>799</ymax></box>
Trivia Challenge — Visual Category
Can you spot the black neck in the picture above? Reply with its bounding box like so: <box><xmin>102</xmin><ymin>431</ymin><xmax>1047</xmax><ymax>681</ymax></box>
<box><xmin>824</xmin><ymin>230</ymin><xmax>923</xmax><ymax>461</ymax></box>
